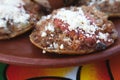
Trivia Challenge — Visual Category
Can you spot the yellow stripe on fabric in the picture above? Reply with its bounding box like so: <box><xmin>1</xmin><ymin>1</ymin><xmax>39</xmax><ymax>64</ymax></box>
<box><xmin>80</xmin><ymin>61</ymin><xmax>110</xmax><ymax>80</ymax></box>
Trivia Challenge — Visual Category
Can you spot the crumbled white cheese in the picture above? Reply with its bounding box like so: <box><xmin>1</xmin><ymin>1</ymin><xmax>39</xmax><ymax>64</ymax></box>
<box><xmin>98</xmin><ymin>32</ymin><xmax>109</xmax><ymax>41</ymax></box>
<box><xmin>42</xmin><ymin>50</ymin><xmax>46</xmax><ymax>54</ymax></box>
<box><xmin>50</xmin><ymin>44</ymin><xmax>53</xmax><ymax>48</ymax></box>
<box><xmin>37</xmin><ymin>15</ymin><xmax>51</xmax><ymax>25</ymax></box>
<box><xmin>89</xmin><ymin>0</ymin><xmax>105</xmax><ymax>5</ymax></box>
<box><xmin>96</xmin><ymin>40</ymin><xmax>101</xmax><ymax>43</ymax></box>
<box><xmin>0</xmin><ymin>0</ymin><xmax>30</xmax><ymax>28</ymax></box>
<box><xmin>45</xmin><ymin>23</ymin><xmax>55</xmax><ymax>32</ymax></box>
<box><xmin>52</xmin><ymin>7</ymin><xmax>112</xmax><ymax>42</ymax></box>
<box><xmin>53</xmin><ymin>7</ymin><xmax>98</xmax><ymax>34</ymax></box>
<box><xmin>53</xmin><ymin>42</ymin><xmax>59</xmax><ymax>49</ymax></box>
<box><xmin>47</xmin><ymin>44</ymin><xmax>53</xmax><ymax>49</ymax></box>
<box><xmin>50</xmin><ymin>34</ymin><xmax>54</xmax><ymax>37</ymax></box>
<box><xmin>0</xmin><ymin>0</ymin><xmax>24</xmax><ymax>6</ymax></box>
<box><xmin>41</xmin><ymin>31</ymin><xmax>47</xmax><ymax>37</ymax></box>
<box><xmin>0</xmin><ymin>19</ymin><xmax>7</xmax><ymax>28</ymax></box>
<box><xmin>63</xmin><ymin>37</ymin><xmax>71</xmax><ymax>42</ymax></box>
<box><xmin>60</xmin><ymin>44</ymin><xmax>64</xmax><ymax>49</ymax></box>
<box><xmin>85</xmin><ymin>33</ymin><xmax>93</xmax><ymax>37</ymax></box>
<box><xmin>89</xmin><ymin>0</ymin><xmax>119</xmax><ymax>5</ymax></box>
<box><xmin>108</xmin><ymin>39</ymin><xmax>113</xmax><ymax>42</ymax></box>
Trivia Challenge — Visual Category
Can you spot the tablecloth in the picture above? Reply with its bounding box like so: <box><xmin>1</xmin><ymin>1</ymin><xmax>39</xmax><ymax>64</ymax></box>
<box><xmin>0</xmin><ymin>52</ymin><xmax>119</xmax><ymax>80</ymax></box>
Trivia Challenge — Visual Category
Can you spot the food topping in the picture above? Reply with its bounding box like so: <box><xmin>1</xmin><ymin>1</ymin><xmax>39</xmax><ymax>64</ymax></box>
<box><xmin>39</xmin><ymin>7</ymin><xmax>112</xmax><ymax>43</ymax></box>
<box><xmin>31</xmin><ymin>6</ymin><xmax>117</xmax><ymax>54</ymax></box>
<box><xmin>0</xmin><ymin>0</ymin><xmax>30</xmax><ymax>28</ymax></box>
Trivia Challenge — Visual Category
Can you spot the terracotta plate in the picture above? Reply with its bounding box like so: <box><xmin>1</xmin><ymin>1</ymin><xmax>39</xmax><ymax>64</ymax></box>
<box><xmin>0</xmin><ymin>18</ymin><xmax>120</xmax><ymax>68</ymax></box>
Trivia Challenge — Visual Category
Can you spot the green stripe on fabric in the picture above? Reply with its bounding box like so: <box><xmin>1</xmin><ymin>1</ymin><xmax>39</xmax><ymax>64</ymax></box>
<box><xmin>0</xmin><ymin>63</ymin><xmax>7</xmax><ymax>80</ymax></box>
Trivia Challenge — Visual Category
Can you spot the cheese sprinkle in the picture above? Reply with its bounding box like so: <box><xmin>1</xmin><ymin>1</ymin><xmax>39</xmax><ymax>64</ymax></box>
<box><xmin>39</xmin><ymin>7</ymin><xmax>111</xmax><ymax>43</ymax></box>
<box><xmin>0</xmin><ymin>0</ymin><xmax>30</xmax><ymax>28</ymax></box>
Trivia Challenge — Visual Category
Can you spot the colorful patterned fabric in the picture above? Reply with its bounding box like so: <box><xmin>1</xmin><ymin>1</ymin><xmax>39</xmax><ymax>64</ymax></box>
<box><xmin>0</xmin><ymin>53</ymin><xmax>120</xmax><ymax>80</ymax></box>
